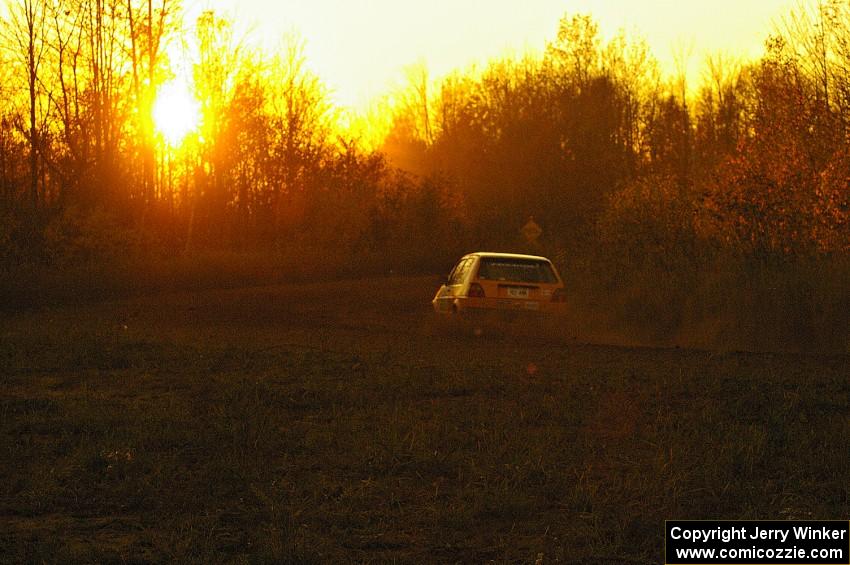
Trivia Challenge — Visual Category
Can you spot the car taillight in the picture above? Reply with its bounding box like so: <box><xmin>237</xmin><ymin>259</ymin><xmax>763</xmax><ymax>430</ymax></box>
<box><xmin>468</xmin><ymin>283</ymin><xmax>485</xmax><ymax>298</ymax></box>
<box><xmin>552</xmin><ymin>288</ymin><xmax>566</xmax><ymax>302</ymax></box>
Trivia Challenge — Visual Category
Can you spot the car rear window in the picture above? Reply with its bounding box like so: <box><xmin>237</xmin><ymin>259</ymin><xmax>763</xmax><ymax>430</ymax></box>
<box><xmin>476</xmin><ymin>258</ymin><xmax>558</xmax><ymax>283</ymax></box>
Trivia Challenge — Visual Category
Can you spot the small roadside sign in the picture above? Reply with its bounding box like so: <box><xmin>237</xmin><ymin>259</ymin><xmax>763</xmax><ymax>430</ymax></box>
<box><xmin>521</xmin><ymin>216</ymin><xmax>542</xmax><ymax>244</ymax></box>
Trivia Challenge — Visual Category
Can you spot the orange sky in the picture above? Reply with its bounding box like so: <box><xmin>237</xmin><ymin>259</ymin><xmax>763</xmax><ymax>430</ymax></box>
<box><xmin>185</xmin><ymin>0</ymin><xmax>796</xmax><ymax>109</ymax></box>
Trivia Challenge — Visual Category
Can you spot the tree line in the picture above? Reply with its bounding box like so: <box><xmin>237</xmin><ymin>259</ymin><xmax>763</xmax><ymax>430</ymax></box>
<box><xmin>0</xmin><ymin>0</ymin><xmax>459</xmax><ymax>268</ymax></box>
<box><xmin>1</xmin><ymin>1</ymin><xmax>849</xmax><ymax>349</ymax></box>
<box><xmin>387</xmin><ymin>8</ymin><xmax>850</xmax><ymax>257</ymax></box>
<box><xmin>381</xmin><ymin>6</ymin><xmax>850</xmax><ymax>349</ymax></box>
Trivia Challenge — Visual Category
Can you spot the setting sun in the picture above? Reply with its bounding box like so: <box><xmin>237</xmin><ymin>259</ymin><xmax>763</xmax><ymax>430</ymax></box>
<box><xmin>152</xmin><ymin>80</ymin><xmax>200</xmax><ymax>147</ymax></box>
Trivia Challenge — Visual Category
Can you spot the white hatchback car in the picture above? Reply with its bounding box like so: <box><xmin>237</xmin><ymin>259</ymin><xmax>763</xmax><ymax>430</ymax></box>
<box><xmin>432</xmin><ymin>252</ymin><xmax>566</xmax><ymax>315</ymax></box>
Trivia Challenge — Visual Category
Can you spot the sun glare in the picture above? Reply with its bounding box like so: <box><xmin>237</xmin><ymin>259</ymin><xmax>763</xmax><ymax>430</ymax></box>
<box><xmin>153</xmin><ymin>80</ymin><xmax>200</xmax><ymax>147</ymax></box>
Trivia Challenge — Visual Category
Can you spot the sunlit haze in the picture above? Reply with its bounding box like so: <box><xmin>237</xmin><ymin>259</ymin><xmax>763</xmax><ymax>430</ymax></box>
<box><xmin>186</xmin><ymin>0</ymin><xmax>796</xmax><ymax>110</ymax></box>
<box><xmin>153</xmin><ymin>79</ymin><xmax>201</xmax><ymax>147</ymax></box>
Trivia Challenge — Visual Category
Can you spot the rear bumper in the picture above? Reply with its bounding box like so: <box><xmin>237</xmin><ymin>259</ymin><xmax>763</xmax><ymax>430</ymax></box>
<box><xmin>451</xmin><ymin>297</ymin><xmax>564</xmax><ymax>315</ymax></box>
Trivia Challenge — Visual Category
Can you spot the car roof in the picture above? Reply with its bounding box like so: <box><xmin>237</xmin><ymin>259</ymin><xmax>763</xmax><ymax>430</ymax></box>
<box><xmin>464</xmin><ymin>252</ymin><xmax>552</xmax><ymax>262</ymax></box>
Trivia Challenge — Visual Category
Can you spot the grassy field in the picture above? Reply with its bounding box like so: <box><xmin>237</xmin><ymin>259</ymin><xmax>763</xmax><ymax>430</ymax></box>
<box><xmin>1</xmin><ymin>276</ymin><xmax>848</xmax><ymax>563</ymax></box>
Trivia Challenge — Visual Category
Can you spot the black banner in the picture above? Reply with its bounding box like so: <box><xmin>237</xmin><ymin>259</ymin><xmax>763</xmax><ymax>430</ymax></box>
<box><xmin>665</xmin><ymin>520</ymin><xmax>850</xmax><ymax>564</ymax></box>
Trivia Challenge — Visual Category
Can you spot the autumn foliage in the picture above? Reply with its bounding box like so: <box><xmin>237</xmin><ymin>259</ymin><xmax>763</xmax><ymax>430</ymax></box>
<box><xmin>1</xmin><ymin>3</ymin><xmax>849</xmax><ymax>350</ymax></box>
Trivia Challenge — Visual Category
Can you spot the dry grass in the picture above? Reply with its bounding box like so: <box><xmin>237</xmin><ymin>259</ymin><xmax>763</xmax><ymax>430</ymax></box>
<box><xmin>1</xmin><ymin>276</ymin><xmax>848</xmax><ymax>563</ymax></box>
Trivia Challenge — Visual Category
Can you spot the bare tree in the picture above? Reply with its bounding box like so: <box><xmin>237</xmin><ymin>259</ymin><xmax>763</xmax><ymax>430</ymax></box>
<box><xmin>696</xmin><ymin>52</ymin><xmax>744</xmax><ymax>163</ymax></box>
<box><xmin>603</xmin><ymin>30</ymin><xmax>661</xmax><ymax>176</ymax></box>
<box><xmin>401</xmin><ymin>60</ymin><xmax>433</xmax><ymax>145</ymax></box>
<box><xmin>268</xmin><ymin>32</ymin><xmax>332</xmax><ymax>231</ymax></box>
<box><xmin>2</xmin><ymin>0</ymin><xmax>49</xmax><ymax>209</ymax></box>
<box><xmin>547</xmin><ymin>14</ymin><xmax>600</xmax><ymax>90</ymax></box>
<box><xmin>780</xmin><ymin>0</ymin><xmax>833</xmax><ymax>113</ymax></box>
<box><xmin>126</xmin><ymin>0</ymin><xmax>179</xmax><ymax>202</ymax></box>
